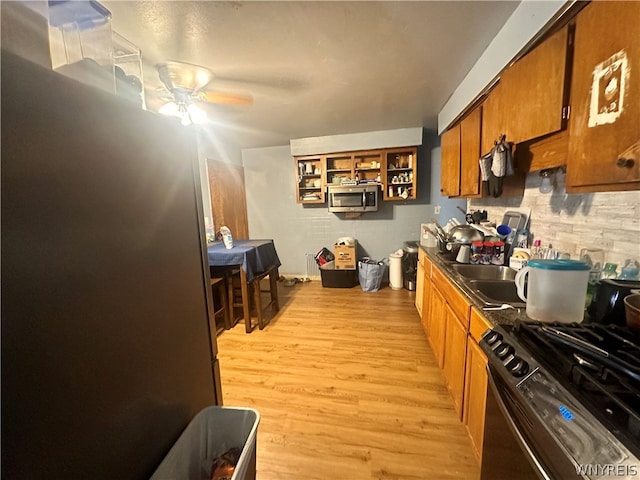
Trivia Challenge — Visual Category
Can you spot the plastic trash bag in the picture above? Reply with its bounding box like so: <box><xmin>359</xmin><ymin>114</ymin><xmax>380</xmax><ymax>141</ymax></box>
<box><xmin>358</xmin><ymin>258</ymin><xmax>385</xmax><ymax>292</ymax></box>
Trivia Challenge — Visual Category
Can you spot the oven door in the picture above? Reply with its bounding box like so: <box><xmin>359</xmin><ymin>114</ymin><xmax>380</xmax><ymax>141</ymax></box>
<box><xmin>481</xmin><ymin>365</ymin><xmax>585</xmax><ymax>480</ymax></box>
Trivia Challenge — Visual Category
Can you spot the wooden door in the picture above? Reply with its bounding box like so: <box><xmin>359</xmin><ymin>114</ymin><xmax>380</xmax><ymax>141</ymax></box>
<box><xmin>464</xmin><ymin>338</ymin><xmax>488</xmax><ymax>463</ymax></box>
<box><xmin>416</xmin><ymin>259</ymin><xmax>424</xmax><ymax>316</ymax></box>
<box><xmin>482</xmin><ymin>25</ymin><xmax>570</xmax><ymax>152</ymax></box>
<box><xmin>207</xmin><ymin>159</ymin><xmax>249</xmax><ymax>239</ymax></box>
<box><xmin>460</xmin><ymin>106</ymin><xmax>482</xmax><ymax>196</ymax></box>
<box><xmin>443</xmin><ymin>305</ymin><xmax>468</xmax><ymax>420</ymax></box>
<box><xmin>421</xmin><ymin>271</ymin><xmax>432</xmax><ymax>336</ymax></box>
<box><xmin>441</xmin><ymin>124</ymin><xmax>461</xmax><ymax>197</ymax></box>
<box><xmin>428</xmin><ymin>284</ymin><xmax>447</xmax><ymax>368</ymax></box>
<box><xmin>566</xmin><ymin>1</ymin><xmax>640</xmax><ymax>191</ymax></box>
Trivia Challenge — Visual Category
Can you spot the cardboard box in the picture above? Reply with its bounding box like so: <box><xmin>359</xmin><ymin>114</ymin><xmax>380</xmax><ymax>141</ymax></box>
<box><xmin>334</xmin><ymin>242</ymin><xmax>357</xmax><ymax>270</ymax></box>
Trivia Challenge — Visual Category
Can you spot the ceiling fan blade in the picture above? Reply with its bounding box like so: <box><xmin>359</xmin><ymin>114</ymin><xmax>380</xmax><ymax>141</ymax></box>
<box><xmin>198</xmin><ymin>91</ymin><xmax>253</xmax><ymax>106</ymax></box>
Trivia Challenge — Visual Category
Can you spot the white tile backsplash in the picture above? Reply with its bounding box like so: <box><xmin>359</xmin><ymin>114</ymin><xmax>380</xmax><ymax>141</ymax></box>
<box><xmin>469</xmin><ymin>170</ymin><xmax>640</xmax><ymax>271</ymax></box>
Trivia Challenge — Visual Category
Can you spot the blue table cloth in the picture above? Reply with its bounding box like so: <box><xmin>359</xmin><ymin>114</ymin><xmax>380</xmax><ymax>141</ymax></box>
<box><xmin>206</xmin><ymin>239</ymin><xmax>281</xmax><ymax>282</ymax></box>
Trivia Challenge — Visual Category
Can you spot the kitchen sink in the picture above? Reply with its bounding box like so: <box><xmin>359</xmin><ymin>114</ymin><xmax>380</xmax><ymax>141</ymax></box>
<box><xmin>452</xmin><ymin>264</ymin><xmax>517</xmax><ymax>281</ymax></box>
<box><xmin>467</xmin><ymin>279</ymin><xmax>526</xmax><ymax>307</ymax></box>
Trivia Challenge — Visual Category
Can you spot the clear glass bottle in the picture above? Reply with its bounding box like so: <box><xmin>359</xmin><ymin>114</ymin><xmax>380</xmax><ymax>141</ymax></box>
<box><xmin>601</xmin><ymin>263</ymin><xmax>618</xmax><ymax>280</ymax></box>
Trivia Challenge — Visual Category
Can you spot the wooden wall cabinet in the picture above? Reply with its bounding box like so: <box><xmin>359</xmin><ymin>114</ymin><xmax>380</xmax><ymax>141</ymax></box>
<box><xmin>294</xmin><ymin>155</ymin><xmax>325</xmax><ymax>204</ymax></box>
<box><xmin>440</xmin><ymin>107</ymin><xmax>482</xmax><ymax>198</ymax></box>
<box><xmin>481</xmin><ymin>24</ymin><xmax>572</xmax><ymax>153</ymax></box>
<box><xmin>383</xmin><ymin>147</ymin><xmax>418</xmax><ymax>201</ymax></box>
<box><xmin>440</xmin><ymin>124</ymin><xmax>461</xmax><ymax>197</ymax></box>
<box><xmin>294</xmin><ymin>146</ymin><xmax>418</xmax><ymax>204</ymax></box>
<box><xmin>460</xmin><ymin>107</ymin><xmax>483</xmax><ymax>196</ymax></box>
<box><xmin>324</xmin><ymin>150</ymin><xmax>384</xmax><ymax>186</ymax></box>
<box><xmin>566</xmin><ymin>1</ymin><xmax>640</xmax><ymax>192</ymax></box>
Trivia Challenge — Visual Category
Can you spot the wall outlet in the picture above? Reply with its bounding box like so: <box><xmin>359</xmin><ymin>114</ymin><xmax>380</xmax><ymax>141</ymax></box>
<box><xmin>434</xmin><ymin>205</ymin><xmax>441</xmax><ymax>214</ymax></box>
<box><xmin>591</xmin><ymin>239</ymin><xmax>614</xmax><ymax>250</ymax></box>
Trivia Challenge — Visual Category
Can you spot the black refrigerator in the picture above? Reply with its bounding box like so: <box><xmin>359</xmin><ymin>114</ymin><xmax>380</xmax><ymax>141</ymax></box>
<box><xmin>1</xmin><ymin>52</ymin><xmax>222</xmax><ymax>479</ymax></box>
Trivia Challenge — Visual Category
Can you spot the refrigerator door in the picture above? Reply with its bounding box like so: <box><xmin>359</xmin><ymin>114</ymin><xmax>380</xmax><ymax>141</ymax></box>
<box><xmin>2</xmin><ymin>52</ymin><xmax>220</xmax><ymax>479</ymax></box>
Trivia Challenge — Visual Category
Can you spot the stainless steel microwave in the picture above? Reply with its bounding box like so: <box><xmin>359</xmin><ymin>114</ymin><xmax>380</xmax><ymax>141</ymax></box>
<box><xmin>327</xmin><ymin>184</ymin><xmax>379</xmax><ymax>212</ymax></box>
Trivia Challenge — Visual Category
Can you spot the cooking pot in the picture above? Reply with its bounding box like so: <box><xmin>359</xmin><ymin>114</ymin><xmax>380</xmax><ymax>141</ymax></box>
<box><xmin>587</xmin><ymin>278</ymin><xmax>640</xmax><ymax>325</ymax></box>
<box><xmin>442</xmin><ymin>225</ymin><xmax>484</xmax><ymax>255</ymax></box>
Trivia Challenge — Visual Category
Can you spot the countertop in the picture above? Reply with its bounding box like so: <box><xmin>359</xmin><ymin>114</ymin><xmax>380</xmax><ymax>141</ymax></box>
<box><xmin>421</xmin><ymin>246</ymin><xmax>530</xmax><ymax>327</ymax></box>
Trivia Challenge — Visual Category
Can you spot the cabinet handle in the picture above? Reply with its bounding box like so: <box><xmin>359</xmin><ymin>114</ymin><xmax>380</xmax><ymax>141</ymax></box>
<box><xmin>617</xmin><ymin>158</ymin><xmax>635</xmax><ymax>168</ymax></box>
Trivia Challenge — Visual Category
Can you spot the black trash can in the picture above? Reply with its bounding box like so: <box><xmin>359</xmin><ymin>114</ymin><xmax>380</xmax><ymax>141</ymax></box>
<box><xmin>402</xmin><ymin>241</ymin><xmax>419</xmax><ymax>291</ymax></box>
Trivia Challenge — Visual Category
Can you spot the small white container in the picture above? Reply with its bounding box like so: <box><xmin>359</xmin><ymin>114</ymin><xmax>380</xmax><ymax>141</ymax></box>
<box><xmin>420</xmin><ymin>223</ymin><xmax>438</xmax><ymax>248</ymax></box>
<box><xmin>515</xmin><ymin>259</ymin><xmax>590</xmax><ymax>323</ymax></box>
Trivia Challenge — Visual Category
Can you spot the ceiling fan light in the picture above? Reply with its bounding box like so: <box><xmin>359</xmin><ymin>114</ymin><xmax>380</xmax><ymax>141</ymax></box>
<box><xmin>159</xmin><ymin>101</ymin><xmax>181</xmax><ymax>117</ymax></box>
<box><xmin>187</xmin><ymin>103</ymin><xmax>207</xmax><ymax>124</ymax></box>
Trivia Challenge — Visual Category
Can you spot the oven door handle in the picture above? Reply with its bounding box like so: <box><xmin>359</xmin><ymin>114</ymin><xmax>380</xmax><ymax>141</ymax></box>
<box><xmin>486</xmin><ymin>367</ymin><xmax>554</xmax><ymax>480</ymax></box>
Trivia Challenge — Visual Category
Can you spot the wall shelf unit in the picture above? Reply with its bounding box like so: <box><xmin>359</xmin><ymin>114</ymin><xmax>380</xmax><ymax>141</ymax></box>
<box><xmin>294</xmin><ymin>146</ymin><xmax>418</xmax><ymax>204</ymax></box>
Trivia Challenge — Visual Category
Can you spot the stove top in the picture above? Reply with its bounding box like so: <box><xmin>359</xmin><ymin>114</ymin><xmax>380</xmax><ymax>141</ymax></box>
<box><xmin>510</xmin><ymin>322</ymin><xmax>640</xmax><ymax>457</ymax></box>
<box><xmin>481</xmin><ymin>321</ymin><xmax>640</xmax><ymax>477</ymax></box>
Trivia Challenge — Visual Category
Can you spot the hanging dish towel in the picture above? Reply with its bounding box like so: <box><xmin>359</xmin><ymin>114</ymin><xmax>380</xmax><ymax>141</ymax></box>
<box><xmin>479</xmin><ymin>134</ymin><xmax>514</xmax><ymax>197</ymax></box>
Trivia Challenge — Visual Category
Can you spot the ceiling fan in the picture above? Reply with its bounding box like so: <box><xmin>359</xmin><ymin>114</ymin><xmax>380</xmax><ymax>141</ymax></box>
<box><xmin>155</xmin><ymin>60</ymin><xmax>253</xmax><ymax>125</ymax></box>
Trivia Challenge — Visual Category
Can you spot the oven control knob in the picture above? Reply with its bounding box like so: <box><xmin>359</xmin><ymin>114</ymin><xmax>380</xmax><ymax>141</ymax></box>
<box><xmin>495</xmin><ymin>343</ymin><xmax>514</xmax><ymax>360</ymax></box>
<box><xmin>507</xmin><ymin>356</ymin><xmax>529</xmax><ymax>377</ymax></box>
<box><xmin>484</xmin><ymin>331</ymin><xmax>502</xmax><ymax>346</ymax></box>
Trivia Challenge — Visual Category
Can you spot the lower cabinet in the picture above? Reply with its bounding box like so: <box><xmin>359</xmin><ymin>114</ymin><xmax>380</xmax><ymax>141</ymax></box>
<box><xmin>464</xmin><ymin>335</ymin><xmax>488</xmax><ymax>463</ymax></box>
<box><xmin>443</xmin><ymin>304</ymin><xmax>468</xmax><ymax>420</ymax></box>
<box><xmin>428</xmin><ymin>284</ymin><xmax>447</xmax><ymax>369</ymax></box>
<box><xmin>417</xmin><ymin>255</ymin><xmax>491</xmax><ymax>465</ymax></box>
<box><xmin>416</xmin><ymin>255</ymin><xmax>425</xmax><ymax>316</ymax></box>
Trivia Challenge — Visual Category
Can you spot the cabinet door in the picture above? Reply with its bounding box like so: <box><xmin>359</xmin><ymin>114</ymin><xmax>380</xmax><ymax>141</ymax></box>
<box><xmin>443</xmin><ymin>305</ymin><xmax>468</xmax><ymax>420</ymax></box>
<box><xmin>566</xmin><ymin>1</ymin><xmax>640</xmax><ymax>191</ymax></box>
<box><xmin>464</xmin><ymin>339</ymin><xmax>488</xmax><ymax>463</ymax></box>
<box><xmin>441</xmin><ymin>124</ymin><xmax>461</xmax><ymax>197</ymax></box>
<box><xmin>428</xmin><ymin>285</ymin><xmax>446</xmax><ymax>368</ymax></box>
<box><xmin>482</xmin><ymin>25</ymin><xmax>570</xmax><ymax>151</ymax></box>
<box><xmin>420</xmin><ymin>268</ymin><xmax>432</xmax><ymax>336</ymax></box>
<box><xmin>415</xmin><ymin>260</ymin><xmax>424</xmax><ymax>316</ymax></box>
<box><xmin>460</xmin><ymin>106</ymin><xmax>482</xmax><ymax>196</ymax></box>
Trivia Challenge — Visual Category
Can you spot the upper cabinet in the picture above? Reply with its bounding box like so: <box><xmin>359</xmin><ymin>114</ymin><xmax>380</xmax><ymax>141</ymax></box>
<box><xmin>440</xmin><ymin>123</ymin><xmax>461</xmax><ymax>197</ymax></box>
<box><xmin>325</xmin><ymin>150</ymin><xmax>383</xmax><ymax>186</ymax></box>
<box><xmin>294</xmin><ymin>155</ymin><xmax>325</xmax><ymax>204</ymax></box>
<box><xmin>482</xmin><ymin>25</ymin><xmax>572</xmax><ymax>153</ymax></box>
<box><xmin>565</xmin><ymin>1</ymin><xmax>640</xmax><ymax>192</ymax></box>
<box><xmin>460</xmin><ymin>107</ymin><xmax>483</xmax><ymax>197</ymax></box>
<box><xmin>383</xmin><ymin>147</ymin><xmax>418</xmax><ymax>201</ymax></box>
<box><xmin>294</xmin><ymin>147</ymin><xmax>418</xmax><ymax>204</ymax></box>
<box><xmin>440</xmin><ymin>106</ymin><xmax>482</xmax><ymax>198</ymax></box>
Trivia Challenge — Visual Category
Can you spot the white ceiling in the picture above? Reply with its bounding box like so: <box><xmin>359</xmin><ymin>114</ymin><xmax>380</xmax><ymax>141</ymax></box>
<box><xmin>103</xmin><ymin>1</ymin><xmax>520</xmax><ymax>150</ymax></box>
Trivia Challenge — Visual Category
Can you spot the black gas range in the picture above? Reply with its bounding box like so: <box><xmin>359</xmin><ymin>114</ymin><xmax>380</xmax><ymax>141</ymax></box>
<box><xmin>480</xmin><ymin>321</ymin><xmax>640</xmax><ymax>480</ymax></box>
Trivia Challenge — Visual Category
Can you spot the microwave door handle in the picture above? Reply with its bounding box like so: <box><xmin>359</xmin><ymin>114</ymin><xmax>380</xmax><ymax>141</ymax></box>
<box><xmin>363</xmin><ymin>191</ymin><xmax>366</xmax><ymax>209</ymax></box>
<box><xmin>486</xmin><ymin>367</ymin><xmax>554</xmax><ymax>480</ymax></box>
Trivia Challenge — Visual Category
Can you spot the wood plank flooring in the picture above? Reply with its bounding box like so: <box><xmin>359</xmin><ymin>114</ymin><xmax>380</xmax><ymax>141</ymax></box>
<box><xmin>216</xmin><ymin>281</ymin><xmax>480</xmax><ymax>480</ymax></box>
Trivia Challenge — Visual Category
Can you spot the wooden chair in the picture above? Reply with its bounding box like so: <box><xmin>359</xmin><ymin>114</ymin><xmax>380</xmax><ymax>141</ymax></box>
<box><xmin>252</xmin><ymin>265</ymin><xmax>280</xmax><ymax>330</ymax></box>
<box><xmin>210</xmin><ymin>276</ymin><xmax>230</xmax><ymax>332</ymax></box>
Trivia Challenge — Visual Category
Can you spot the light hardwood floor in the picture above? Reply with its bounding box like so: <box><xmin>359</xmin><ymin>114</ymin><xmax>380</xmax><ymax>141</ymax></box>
<box><xmin>216</xmin><ymin>280</ymin><xmax>480</xmax><ymax>480</ymax></box>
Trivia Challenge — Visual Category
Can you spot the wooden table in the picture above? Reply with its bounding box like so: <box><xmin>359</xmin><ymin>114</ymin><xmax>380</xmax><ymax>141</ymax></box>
<box><xmin>207</xmin><ymin>240</ymin><xmax>281</xmax><ymax>332</ymax></box>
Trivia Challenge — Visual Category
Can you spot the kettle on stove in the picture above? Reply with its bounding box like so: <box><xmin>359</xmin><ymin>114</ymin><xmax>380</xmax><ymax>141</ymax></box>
<box><xmin>587</xmin><ymin>278</ymin><xmax>640</xmax><ymax>325</ymax></box>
